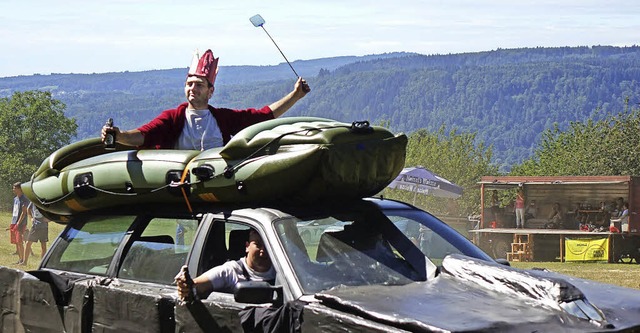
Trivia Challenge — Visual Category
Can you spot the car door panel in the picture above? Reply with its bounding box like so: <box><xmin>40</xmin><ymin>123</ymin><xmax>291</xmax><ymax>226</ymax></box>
<box><xmin>91</xmin><ymin>283</ymin><xmax>174</xmax><ymax>333</ymax></box>
<box><xmin>0</xmin><ymin>267</ymin><xmax>25</xmax><ymax>333</ymax></box>
<box><xmin>19</xmin><ymin>275</ymin><xmax>66</xmax><ymax>332</ymax></box>
<box><xmin>175</xmin><ymin>295</ymin><xmax>244</xmax><ymax>332</ymax></box>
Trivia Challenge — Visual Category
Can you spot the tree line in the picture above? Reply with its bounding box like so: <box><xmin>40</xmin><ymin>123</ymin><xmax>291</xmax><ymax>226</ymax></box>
<box><xmin>4</xmin><ymin>89</ymin><xmax>640</xmax><ymax>216</ymax></box>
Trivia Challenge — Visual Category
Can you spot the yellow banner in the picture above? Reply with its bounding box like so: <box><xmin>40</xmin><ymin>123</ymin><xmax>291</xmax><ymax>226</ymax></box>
<box><xmin>565</xmin><ymin>237</ymin><xmax>609</xmax><ymax>261</ymax></box>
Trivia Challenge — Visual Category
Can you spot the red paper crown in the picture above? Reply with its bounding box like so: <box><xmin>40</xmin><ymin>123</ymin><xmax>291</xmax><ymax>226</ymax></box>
<box><xmin>188</xmin><ymin>49</ymin><xmax>219</xmax><ymax>86</ymax></box>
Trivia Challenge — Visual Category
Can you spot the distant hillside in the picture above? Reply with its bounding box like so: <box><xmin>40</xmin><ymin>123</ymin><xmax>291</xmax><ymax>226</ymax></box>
<box><xmin>1</xmin><ymin>46</ymin><xmax>639</xmax><ymax>170</ymax></box>
<box><xmin>0</xmin><ymin>52</ymin><xmax>414</xmax><ymax>92</ymax></box>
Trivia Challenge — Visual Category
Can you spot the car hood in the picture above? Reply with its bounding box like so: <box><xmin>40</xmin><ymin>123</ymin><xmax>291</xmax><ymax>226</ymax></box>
<box><xmin>315</xmin><ymin>254</ymin><xmax>640</xmax><ymax>332</ymax></box>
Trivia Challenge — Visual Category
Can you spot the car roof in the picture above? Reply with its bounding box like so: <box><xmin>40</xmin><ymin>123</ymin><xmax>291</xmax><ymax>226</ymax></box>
<box><xmin>51</xmin><ymin>196</ymin><xmax>411</xmax><ymax>224</ymax></box>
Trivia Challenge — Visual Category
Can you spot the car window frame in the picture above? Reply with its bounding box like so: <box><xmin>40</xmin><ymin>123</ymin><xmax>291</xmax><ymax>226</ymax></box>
<box><xmin>115</xmin><ymin>217</ymin><xmax>198</xmax><ymax>284</ymax></box>
<box><xmin>41</xmin><ymin>213</ymin><xmax>204</xmax><ymax>283</ymax></box>
<box><xmin>187</xmin><ymin>212</ymin><xmax>286</xmax><ymax>299</ymax></box>
<box><xmin>40</xmin><ymin>215</ymin><xmax>139</xmax><ymax>277</ymax></box>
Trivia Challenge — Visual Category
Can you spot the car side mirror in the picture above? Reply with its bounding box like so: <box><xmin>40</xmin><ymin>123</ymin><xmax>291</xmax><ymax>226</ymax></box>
<box><xmin>495</xmin><ymin>258</ymin><xmax>511</xmax><ymax>266</ymax></box>
<box><xmin>234</xmin><ymin>281</ymin><xmax>283</xmax><ymax>305</ymax></box>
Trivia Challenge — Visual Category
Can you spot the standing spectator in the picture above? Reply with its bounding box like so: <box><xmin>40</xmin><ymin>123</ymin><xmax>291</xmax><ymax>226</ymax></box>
<box><xmin>6</xmin><ymin>183</ymin><xmax>29</xmax><ymax>264</ymax></box>
<box><xmin>176</xmin><ymin>222</ymin><xmax>186</xmax><ymax>246</ymax></box>
<box><xmin>514</xmin><ymin>188</ymin><xmax>525</xmax><ymax>228</ymax></box>
<box><xmin>417</xmin><ymin>225</ymin><xmax>432</xmax><ymax>256</ymax></box>
<box><xmin>22</xmin><ymin>202</ymin><xmax>50</xmax><ymax>265</ymax></box>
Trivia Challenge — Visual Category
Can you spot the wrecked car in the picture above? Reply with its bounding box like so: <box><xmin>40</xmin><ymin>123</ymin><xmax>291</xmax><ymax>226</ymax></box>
<box><xmin>2</xmin><ymin>197</ymin><xmax>640</xmax><ymax>332</ymax></box>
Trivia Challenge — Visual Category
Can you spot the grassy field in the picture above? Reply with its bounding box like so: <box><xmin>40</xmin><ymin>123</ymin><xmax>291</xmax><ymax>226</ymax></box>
<box><xmin>0</xmin><ymin>212</ymin><xmax>66</xmax><ymax>271</ymax></box>
<box><xmin>510</xmin><ymin>261</ymin><xmax>640</xmax><ymax>290</ymax></box>
<box><xmin>1</xmin><ymin>212</ymin><xmax>638</xmax><ymax>289</ymax></box>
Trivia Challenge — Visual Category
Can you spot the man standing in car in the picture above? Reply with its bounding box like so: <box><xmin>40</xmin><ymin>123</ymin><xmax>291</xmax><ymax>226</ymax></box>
<box><xmin>102</xmin><ymin>49</ymin><xmax>310</xmax><ymax>150</ymax></box>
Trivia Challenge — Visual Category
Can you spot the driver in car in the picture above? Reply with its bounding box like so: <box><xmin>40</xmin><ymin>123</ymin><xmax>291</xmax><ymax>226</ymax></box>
<box><xmin>175</xmin><ymin>229</ymin><xmax>275</xmax><ymax>300</ymax></box>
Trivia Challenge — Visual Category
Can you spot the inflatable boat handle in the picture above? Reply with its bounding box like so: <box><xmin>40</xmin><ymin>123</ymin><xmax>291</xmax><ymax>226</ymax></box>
<box><xmin>192</xmin><ymin>164</ymin><xmax>215</xmax><ymax>181</ymax></box>
<box><xmin>351</xmin><ymin>120</ymin><xmax>374</xmax><ymax>134</ymax></box>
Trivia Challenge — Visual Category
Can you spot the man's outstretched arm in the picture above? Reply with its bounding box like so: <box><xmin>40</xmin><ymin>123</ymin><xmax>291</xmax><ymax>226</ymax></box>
<box><xmin>269</xmin><ymin>77</ymin><xmax>310</xmax><ymax>118</ymax></box>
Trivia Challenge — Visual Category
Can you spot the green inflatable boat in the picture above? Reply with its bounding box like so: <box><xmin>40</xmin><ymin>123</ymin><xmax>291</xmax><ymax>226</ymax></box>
<box><xmin>21</xmin><ymin>117</ymin><xmax>407</xmax><ymax>218</ymax></box>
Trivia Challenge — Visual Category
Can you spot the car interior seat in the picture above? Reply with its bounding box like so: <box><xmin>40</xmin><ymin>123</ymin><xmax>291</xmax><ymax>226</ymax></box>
<box><xmin>228</xmin><ymin>229</ymin><xmax>251</xmax><ymax>261</ymax></box>
<box><xmin>316</xmin><ymin>223</ymin><xmax>395</xmax><ymax>261</ymax></box>
<box><xmin>119</xmin><ymin>234</ymin><xmax>179</xmax><ymax>283</ymax></box>
<box><xmin>316</xmin><ymin>231</ymin><xmax>338</xmax><ymax>263</ymax></box>
<box><xmin>138</xmin><ymin>235</ymin><xmax>174</xmax><ymax>244</ymax></box>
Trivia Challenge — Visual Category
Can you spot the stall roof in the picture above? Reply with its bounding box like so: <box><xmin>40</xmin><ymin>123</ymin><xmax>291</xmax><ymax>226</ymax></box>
<box><xmin>479</xmin><ymin>176</ymin><xmax>635</xmax><ymax>189</ymax></box>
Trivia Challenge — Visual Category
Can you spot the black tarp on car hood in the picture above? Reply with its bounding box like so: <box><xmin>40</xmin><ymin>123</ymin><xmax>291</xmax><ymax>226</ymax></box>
<box><xmin>315</xmin><ymin>254</ymin><xmax>640</xmax><ymax>332</ymax></box>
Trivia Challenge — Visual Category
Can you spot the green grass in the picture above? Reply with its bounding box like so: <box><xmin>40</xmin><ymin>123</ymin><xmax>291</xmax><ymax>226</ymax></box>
<box><xmin>510</xmin><ymin>261</ymin><xmax>640</xmax><ymax>290</ymax></box>
<box><xmin>1</xmin><ymin>212</ymin><xmax>638</xmax><ymax>290</ymax></box>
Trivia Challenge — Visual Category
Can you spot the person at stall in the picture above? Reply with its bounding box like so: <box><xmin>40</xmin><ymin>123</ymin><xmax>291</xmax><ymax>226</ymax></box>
<box><xmin>614</xmin><ymin>197</ymin><xmax>625</xmax><ymax>217</ymax></box>
<box><xmin>525</xmin><ymin>200</ymin><xmax>537</xmax><ymax>219</ymax></box>
<box><xmin>514</xmin><ymin>189</ymin><xmax>525</xmax><ymax>229</ymax></box>
<box><xmin>571</xmin><ymin>202</ymin><xmax>587</xmax><ymax>230</ymax></box>
<box><xmin>546</xmin><ymin>202</ymin><xmax>563</xmax><ymax>229</ymax></box>
<box><xmin>611</xmin><ymin>202</ymin><xmax>630</xmax><ymax>233</ymax></box>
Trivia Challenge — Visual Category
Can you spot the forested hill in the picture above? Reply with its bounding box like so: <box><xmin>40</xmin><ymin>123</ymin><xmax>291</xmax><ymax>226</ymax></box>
<box><xmin>1</xmin><ymin>46</ymin><xmax>639</xmax><ymax>170</ymax></box>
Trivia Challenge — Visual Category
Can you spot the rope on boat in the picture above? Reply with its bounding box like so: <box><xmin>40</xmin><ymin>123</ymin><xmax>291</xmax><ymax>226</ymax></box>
<box><xmin>223</xmin><ymin>124</ymin><xmax>350</xmax><ymax>178</ymax></box>
<box><xmin>32</xmin><ymin>189</ymin><xmax>76</xmax><ymax>206</ymax></box>
<box><xmin>179</xmin><ymin>166</ymin><xmax>193</xmax><ymax>214</ymax></box>
<box><xmin>32</xmin><ymin>180</ymin><xmax>205</xmax><ymax>207</ymax></box>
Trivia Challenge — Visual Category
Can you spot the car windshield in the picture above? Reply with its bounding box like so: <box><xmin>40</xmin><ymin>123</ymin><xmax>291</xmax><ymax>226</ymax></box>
<box><xmin>274</xmin><ymin>202</ymin><xmax>490</xmax><ymax>294</ymax></box>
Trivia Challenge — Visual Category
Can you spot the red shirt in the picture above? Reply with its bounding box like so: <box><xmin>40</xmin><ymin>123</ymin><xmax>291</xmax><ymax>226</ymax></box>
<box><xmin>137</xmin><ymin>102</ymin><xmax>274</xmax><ymax>149</ymax></box>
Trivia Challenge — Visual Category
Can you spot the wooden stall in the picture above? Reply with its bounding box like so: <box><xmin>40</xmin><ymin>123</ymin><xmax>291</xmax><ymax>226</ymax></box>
<box><xmin>473</xmin><ymin>176</ymin><xmax>640</xmax><ymax>262</ymax></box>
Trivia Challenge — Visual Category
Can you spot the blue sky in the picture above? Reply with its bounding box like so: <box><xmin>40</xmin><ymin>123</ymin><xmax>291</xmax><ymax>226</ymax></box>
<box><xmin>1</xmin><ymin>0</ymin><xmax>638</xmax><ymax>77</ymax></box>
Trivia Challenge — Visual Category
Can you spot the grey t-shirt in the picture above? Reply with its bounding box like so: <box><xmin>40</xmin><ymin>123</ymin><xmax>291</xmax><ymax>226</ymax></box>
<box><xmin>175</xmin><ymin>108</ymin><xmax>224</xmax><ymax>150</ymax></box>
<box><xmin>202</xmin><ymin>257</ymin><xmax>276</xmax><ymax>295</ymax></box>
